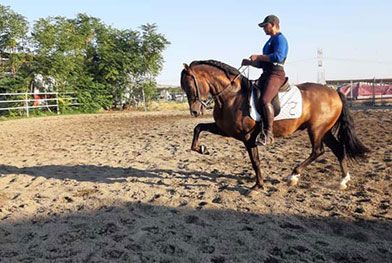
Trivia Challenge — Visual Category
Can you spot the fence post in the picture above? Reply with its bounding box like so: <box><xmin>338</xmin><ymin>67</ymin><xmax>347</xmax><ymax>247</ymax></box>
<box><xmin>24</xmin><ymin>92</ymin><xmax>29</xmax><ymax>117</ymax></box>
<box><xmin>55</xmin><ymin>92</ymin><xmax>60</xmax><ymax>114</ymax></box>
<box><xmin>142</xmin><ymin>88</ymin><xmax>147</xmax><ymax>112</ymax></box>
<box><xmin>350</xmin><ymin>80</ymin><xmax>353</xmax><ymax>107</ymax></box>
<box><xmin>372</xmin><ymin>77</ymin><xmax>375</xmax><ymax>107</ymax></box>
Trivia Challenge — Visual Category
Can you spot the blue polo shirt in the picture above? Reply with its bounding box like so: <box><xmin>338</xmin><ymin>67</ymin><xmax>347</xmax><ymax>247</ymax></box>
<box><xmin>262</xmin><ymin>32</ymin><xmax>288</xmax><ymax>64</ymax></box>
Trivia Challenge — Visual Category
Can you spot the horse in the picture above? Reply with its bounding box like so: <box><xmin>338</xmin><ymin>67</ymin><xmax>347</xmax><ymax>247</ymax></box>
<box><xmin>180</xmin><ymin>60</ymin><xmax>369</xmax><ymax>190</ymax></box>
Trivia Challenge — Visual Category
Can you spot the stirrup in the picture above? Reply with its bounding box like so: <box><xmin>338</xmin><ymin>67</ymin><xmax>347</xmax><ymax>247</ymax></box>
<box><xmin>256</xmin><ymin>130</ymin><xmax>274</xmax><ymax>146</ymax></box>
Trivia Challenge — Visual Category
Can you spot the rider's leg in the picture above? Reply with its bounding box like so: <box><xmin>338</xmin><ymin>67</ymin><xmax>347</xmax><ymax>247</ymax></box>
<box><xmin>257</xmin><ymin>69</ymin><xmax>285</xmax><ymax>146</ymax></box>
<box><xmin>258</xmin><ymin>102</ymin><xmax>275</xmax><ymax>145</ymax></box>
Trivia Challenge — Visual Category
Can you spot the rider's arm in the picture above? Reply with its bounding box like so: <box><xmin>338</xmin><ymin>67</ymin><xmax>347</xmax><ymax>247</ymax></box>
<box><xmin>267</xmin><ymin>35</ymin><xmax>288</xmax><ymax>64</ymax></box>
<box><xmin>246</xmin><ymin>34</ymin><xmax>288</xmax><ymax>65</ymax></box>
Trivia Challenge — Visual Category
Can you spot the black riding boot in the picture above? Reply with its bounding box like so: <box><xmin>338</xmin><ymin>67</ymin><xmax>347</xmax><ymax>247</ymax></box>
<box><xmin>257</xmin><ymin>103</ymin><xmax>275</xmax><ymax>146</ymax></box>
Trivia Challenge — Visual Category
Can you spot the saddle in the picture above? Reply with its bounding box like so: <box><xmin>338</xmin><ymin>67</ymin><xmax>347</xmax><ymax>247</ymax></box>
<box><xmin>249</xmin><ymin>77</ymin><xmax>290</xmax><ymax>117</ymax></box>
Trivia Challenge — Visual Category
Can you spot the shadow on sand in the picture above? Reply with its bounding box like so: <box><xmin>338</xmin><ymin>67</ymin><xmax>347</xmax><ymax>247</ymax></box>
<box><xmin>0</xmin><ymin>164</ymin><xmax>253</xmax><ymax>189</ymax></box>
<box><xmin>0</xmin><ymin>201</ymin><xmax>391</xmax><ymax>262</ymax></box>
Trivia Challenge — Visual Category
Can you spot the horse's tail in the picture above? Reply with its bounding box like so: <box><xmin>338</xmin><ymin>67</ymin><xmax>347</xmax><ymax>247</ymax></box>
<box><xmin>335</xmin><ymin>92</ymin><xmax>370</xmax><ymax>161</ymax></box>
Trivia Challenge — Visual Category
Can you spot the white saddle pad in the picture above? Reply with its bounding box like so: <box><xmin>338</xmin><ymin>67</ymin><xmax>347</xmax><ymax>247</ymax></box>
<box><xmin>250</xmin><ymin>85</ymin><xmax>303</xmax><ymax>121</ymax></box>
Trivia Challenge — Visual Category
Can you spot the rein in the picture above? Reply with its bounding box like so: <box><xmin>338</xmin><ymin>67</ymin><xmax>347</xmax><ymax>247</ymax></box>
<box><xmin>190</xmin><ymin>65</ymin><xmax>249</xmax><ymax>108</ymax></box>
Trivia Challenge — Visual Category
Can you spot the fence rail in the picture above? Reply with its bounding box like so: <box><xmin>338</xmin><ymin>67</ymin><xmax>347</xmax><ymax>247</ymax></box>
<box><xmin>0</xmin><ymin>92</ymin><xmax>79</xmax><ymax>117</ymax></box>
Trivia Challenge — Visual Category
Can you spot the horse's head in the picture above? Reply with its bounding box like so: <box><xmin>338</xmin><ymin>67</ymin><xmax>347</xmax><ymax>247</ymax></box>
<box><xmin>181</xmin><ymin>63</ymin><xmax>209</xmax><ymax>117</ymax></box>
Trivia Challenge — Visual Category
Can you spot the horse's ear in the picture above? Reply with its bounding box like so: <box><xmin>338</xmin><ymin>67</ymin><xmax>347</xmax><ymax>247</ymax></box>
<box><xmin>183</xmin><ymin>63</ymin><xmax>190</xmax><ymax>72</ymax></box>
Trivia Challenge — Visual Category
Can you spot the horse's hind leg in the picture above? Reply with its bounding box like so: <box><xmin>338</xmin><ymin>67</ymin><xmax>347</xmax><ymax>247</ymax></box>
<box><xmin>191</xmin><ymin>122</ymin><xmax>226</xmax><ymax>154</ymax></box>
<box><xmin>288</xmin><ymin>129</ymin><xmax>325</xmax><ymax>186</ymax></box>
<box><xmin>323</xmin><ymin>131</ymin><xmax>350</xmax><ymax>190</ymax></box>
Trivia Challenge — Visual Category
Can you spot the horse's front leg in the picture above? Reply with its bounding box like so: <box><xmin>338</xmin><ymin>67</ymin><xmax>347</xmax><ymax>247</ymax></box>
<box><xmin>245</xmin><ymin>142</ymin><xmax>264</xmax><ymax>190</ymax></box>
<box><xmin>191</xmin><ymin>122</ymin><xmax>225</xmax><ymax>155</ymax></box>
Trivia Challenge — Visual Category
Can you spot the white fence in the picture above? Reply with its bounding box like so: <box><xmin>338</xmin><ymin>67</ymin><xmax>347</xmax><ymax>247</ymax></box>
<box><xmin>0</xmin><ymin>92</ymin><xmax>79</xmax><ymax>117</ymax></box>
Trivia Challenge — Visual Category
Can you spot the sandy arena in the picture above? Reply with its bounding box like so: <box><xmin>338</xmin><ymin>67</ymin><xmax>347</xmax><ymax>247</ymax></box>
<box><xmin>0</xmin><ymin>109</ymin><xmax>391</xmax><ymax>262</ymax></box>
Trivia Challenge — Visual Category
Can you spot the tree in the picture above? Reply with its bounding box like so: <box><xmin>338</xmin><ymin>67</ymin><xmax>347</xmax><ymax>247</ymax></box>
<box><xmin>116</xmin><ymin>24</ymin><xmax>170</xmax><ymax>107</ymax></box>
<box><xmin>30</xmin><ymin>14</ymin><xmax>113</xmax><ymax>110</ymax></box>
<box><xmin>0</xmin><ymin>6</ymin><xmax>170</xmax><ymax>111</ymax></box>
<box><xmin>0</xmin><ymin>4</ymin><xmax>28</xmax><ymax>78</ymax></box>
<box><xmin>86</xmin><ymin>23</ymin><xmax>169</xmax><ymax>108</ymax></box>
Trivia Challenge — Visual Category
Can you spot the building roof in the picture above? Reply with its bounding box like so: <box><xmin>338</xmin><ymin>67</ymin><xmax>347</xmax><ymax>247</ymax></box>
<box><xmin>326</xmin><ymin>78</ymin><xmax>392</xmax><ymax>85</ymax></box>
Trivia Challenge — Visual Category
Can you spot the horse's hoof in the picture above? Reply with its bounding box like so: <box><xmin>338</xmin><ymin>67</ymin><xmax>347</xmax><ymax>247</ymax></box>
<box><xmin>339</xmin><ymin>173</ymin><xmax>350</xmax><ymax>191</ymax></box>
<box><xmin>200</xmin><ymin>145</ymin><xmax>209</xmax><ymax>155</ymax></box>
<box><xmin>191</xmin><ymin>145</ymin><xmax>208</xmax><ymax>155</ymax></box>
<box><xmin>339</xmin><ymin>183</ymin><xmax>348</xmax><ymax>190</ymax></box>
<box><xmin>287</xmin><ymin>174</ymin><xmax>300</xmax><ymax>186</ymax></box>
<box><xmin>250</xmin><ymin>183</ymin><xmax>263</xmax><ymax>190</ymax></box>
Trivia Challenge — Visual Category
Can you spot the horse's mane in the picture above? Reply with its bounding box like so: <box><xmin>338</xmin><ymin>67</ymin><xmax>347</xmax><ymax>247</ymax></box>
<box><xmin>190</xmin><ymin>60</ymin><xmax>241</xmax><ymax>79</ymax></box>
<box><xmin>184</xmin><ymin>60</ymin><xmax>250</xmax><ymax>93</ymax></box>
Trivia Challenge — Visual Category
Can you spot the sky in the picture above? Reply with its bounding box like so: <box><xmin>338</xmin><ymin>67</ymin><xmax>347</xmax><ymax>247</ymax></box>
<box><xmin>1</xmin><ymin>0</ymin><xmax>392</xmax><ymax>86</ymax></box>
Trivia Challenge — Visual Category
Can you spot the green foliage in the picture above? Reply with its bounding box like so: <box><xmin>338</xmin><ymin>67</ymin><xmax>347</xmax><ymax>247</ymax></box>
<box><xmin>0</xmin><ymin>5</ymin><xmax>28</xmax><ymax>50</ymax></box>
<box><xmin>0</xmin><ymin>74</ymin><xmax>27</xmax><ymax>93</ymax></box>
<box><xmin>0</xmin><ymin>5</ymin><xmax>29</xmax><ymax>77</ymax></box>
<box><xmin>74</xmin><ymin>76</ymin><xmax>112</xmax><ymax>112</ymax></box>
<box><xmin>0</xmin><ymin>5</ymin><xmax>170</xmax><ymax>115</ymax></box>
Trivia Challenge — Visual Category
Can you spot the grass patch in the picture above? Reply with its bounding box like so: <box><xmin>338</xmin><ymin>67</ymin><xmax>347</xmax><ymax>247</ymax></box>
<box><xmin>147</xmin><ymin>101</ymin><xmax>188</xmax><ymax>111</ymax></box>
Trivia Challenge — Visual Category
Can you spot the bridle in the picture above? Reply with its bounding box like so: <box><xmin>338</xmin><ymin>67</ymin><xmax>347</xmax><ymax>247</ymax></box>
<box><xmin>188</xmin><ymin>73</ymin><xmax>212</xmax><ymax>108</ymax></box>
<box><xmin>188</xmin><ymin>65</ymin><xmax>249</xmax><ymax>108</ymax></box>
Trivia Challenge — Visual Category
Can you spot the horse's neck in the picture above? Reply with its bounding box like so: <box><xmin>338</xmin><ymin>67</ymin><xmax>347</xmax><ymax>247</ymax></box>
<box><xmin>208</xmin><ymin>75</ymin><xmax>244</xmax><ymax>99</ymax></box>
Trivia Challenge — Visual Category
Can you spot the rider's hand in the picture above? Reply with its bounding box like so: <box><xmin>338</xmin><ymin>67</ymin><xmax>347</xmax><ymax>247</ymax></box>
<box><xmin>241</xmin><ymin>59</ymin><xmax>251</xmax><ymax>66</ymax></box>
<box><xmin>249</xmin><ymin>55</ymin><xmax>259</xmax><ymax>62</ymax></box>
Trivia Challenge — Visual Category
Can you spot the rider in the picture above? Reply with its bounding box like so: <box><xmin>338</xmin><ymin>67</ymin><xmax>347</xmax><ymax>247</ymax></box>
<box><xmin>242</xmin><ymin>15</ymin><xmax>288</xmax><ymax>145</ymax></box>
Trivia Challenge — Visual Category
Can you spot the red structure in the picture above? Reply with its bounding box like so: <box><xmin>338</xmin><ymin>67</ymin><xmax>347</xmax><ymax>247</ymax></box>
<box><xmin>338</xmin><ymin>82</ymin><xmax>392</xmax><ymax>100</ymax></box>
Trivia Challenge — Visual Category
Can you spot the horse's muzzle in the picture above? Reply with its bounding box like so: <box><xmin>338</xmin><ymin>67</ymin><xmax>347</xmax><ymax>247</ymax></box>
<box><xmin>191</xmin><ymin>110</ymin><xmax>201</xmax><ymax>117</ymax></box>
<box><xmin>190</xmin><ymin>102</ymin><xmax>204</xmax><ymax>117</ymax></box>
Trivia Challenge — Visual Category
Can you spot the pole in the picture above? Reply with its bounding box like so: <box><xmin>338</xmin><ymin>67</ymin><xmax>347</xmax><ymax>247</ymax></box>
<box><xmin>55</xmin><ymin>92</ymin><xmax>60</xmax><ymax>114</ymax></box>
<box><xmin>25</xmin><ymin>92</ymin><xmax>29</xmax><ymax>117</ymax></box>
<box><xmin>350</xmin><ymin>80</ymin><xmax>353</xmax><ymax>107</ymax></box>
<box><xmin>142</xmin><ymin>88</ymin><xmax>147</xmax><ymax>112</ymax></box>
<box><xmin>372</xmin><ymin>77</ymin><xmax>375</xmax><ymax>106</ymax></box>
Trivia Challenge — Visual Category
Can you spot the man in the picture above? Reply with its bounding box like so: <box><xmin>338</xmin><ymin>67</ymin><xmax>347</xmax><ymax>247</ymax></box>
<box><xmin>31</xmin><ymin>73</ymin><xmax>44</xmax><ymax>107</ymax></box>
<box><xmin>242</xmin><ymin>15</ymin><xmax>288</xmax><ymax>145</ymax></box>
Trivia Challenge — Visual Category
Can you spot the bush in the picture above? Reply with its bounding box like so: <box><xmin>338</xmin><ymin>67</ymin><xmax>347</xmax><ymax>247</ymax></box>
<box><xmin>75</xmin><ymin>77</ymin><xmax>112</xmax><ymax>112</ymax></box>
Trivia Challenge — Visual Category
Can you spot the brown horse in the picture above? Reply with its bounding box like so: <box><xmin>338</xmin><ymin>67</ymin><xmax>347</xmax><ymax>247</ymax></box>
<box><xmin>180</xmin><ymin>60</ymin><xmax>369</xmax><ymax>190</ymax></box>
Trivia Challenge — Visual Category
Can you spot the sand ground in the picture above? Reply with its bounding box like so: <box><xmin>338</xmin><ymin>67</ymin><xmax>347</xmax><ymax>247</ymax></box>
<box><xmin>0</xmin><ymin>109</ymin><xmax>391</xmax><ymax>262</ymax></box>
